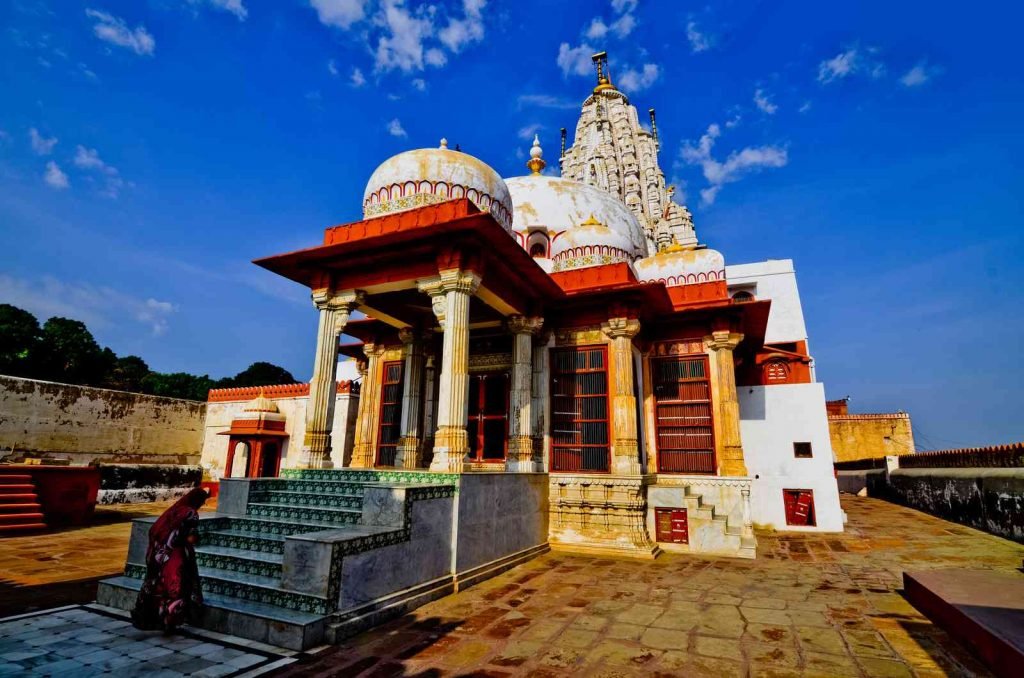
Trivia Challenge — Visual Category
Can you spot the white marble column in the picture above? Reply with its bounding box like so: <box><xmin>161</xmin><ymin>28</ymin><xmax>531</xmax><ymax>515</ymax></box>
<box><xmin>506</xmin><ymin>315</ymin><xmax>543</xmax><ymax>472</ymax></box>
<box><xmin>532</xmin><ymin>330</ymin><xmax>553</xmax><ymax>471</ymax></box>
<box><xmin>602</xmin><ymin>317</ymin><xmax>642</xmax><ymax>476</ymax></box>
<box><xmin>299</xmin><ymin>289</ymin><xmax>363</xmax><ymax>469</ymax></box>
<box><xmin>418</xmin><ymin>270</ymin><xmax>480</xmax><ymax>472</ymax></box>
<box><xmin>351</xmin><ymin>342</ymin><xmax>385</xmax><ymax>468</ymax></box>
<box><xmin>394</xmin><ymin>328</ymin><xmax>425</xmax><ymax>469</ymax></box>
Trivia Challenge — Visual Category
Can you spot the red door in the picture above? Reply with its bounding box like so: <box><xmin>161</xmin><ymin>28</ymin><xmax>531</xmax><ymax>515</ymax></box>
<box><xmin>467</xmin><ymin>372</ymin><xmax>509</xmax><ymax>462</ymax></box>
<box><xmin>783</xmin><ymin>489</ymin><xmax>816</xmax><ymax>526</ymax></box>
<box><xmin>375</xmin><ymin>361</ymin><xmax>405</xmax><ymax>467</ymax></box>
<box><xmin>655</xmin><ymin>508</ymin><xmax>689</xmax><ymax>544</ymax></box>
<box><xmin>653</xmin><ymin>356</ymin><xmax>716</xmax><ymax>474</ymax></box>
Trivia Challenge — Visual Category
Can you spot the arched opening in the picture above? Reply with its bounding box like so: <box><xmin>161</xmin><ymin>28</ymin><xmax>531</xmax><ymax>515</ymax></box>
<box><xmin>530</xmin><ymin>242</ymin><xmax>546</xmax><ymax>258</ymax></box>
<box><xmin>526</xmin><ymin>230</ymin><xmax>550</xmax><ymax>258</ymax></box>
<box><xmin>231</xmin><ymin>441</ymin><xmax>249</xmax><ymax>478</ymax></box>
<box><xmin>732</xmin><ymin>291</ymin><xmax>755</xmax><ymax>303</ymax></box>
<box><xmin>261</xmin><ymin>442</ymin><xmax>280</xmax><ymax>477</ymax></box>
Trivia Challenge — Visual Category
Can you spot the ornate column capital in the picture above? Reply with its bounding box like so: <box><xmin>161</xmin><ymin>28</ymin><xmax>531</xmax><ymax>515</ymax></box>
<box><xmin>601</xmin><ymin>317</ymin><xmax>641</xmax><ymax>340</ymax></box>
<box><xmin>703</xmin><ymin>330</ymin><xmax>744</xmax><ymax>352</ymax></box>
<box><xmin>362</xmin><ymin>342</ymin><xmax>386</xmax><ymax>358</ymax></box>
<box><xmin>397</xmin><ymin>327</ymin><xmax>417</xmax><ymax>345</ymax></box>
<box><xmin>438</xmin><ymin>268</ymin><xmax>482</xmax><ymax>295</ymax></box>
<box><xmin>507</xmin><ymin>315</ymin><xmax>544</xmax><ymax>336</ymax></box>
<box><xmin>312</xmin><ymin>288</ymin><xmax>365</xmax><ymax>312</ymax></box>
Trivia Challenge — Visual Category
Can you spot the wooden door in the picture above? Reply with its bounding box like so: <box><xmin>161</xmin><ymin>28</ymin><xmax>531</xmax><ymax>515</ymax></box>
<box><xmin>375</xmin><ymin>361</ymin><xmax>405</xmax><ymax>467</ymax></box>
<box><xmin>467</xmin><ymin>372</ymin><xmax>510</xmax><ymax>462</ymax></box>
<box><xmin>783</xmin><ymin>489</ymin><xmax>816</xmax><ymax>526</ymax></box>
<box><xmin>655</xmin><ymin>508</ymin><xmax>689</xmax><ymax>544</ymax></box>
<box><xmin>653</xmin><ymin>356</ymin><xmax>716</xmax><ymax>474</ymax></box>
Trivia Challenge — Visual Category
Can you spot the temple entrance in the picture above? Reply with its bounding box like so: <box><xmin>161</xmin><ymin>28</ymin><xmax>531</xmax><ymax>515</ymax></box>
<box><xmin>467</xmin><ymin>372</ymin><xmax>509</xmax><ymax>462</ymax></box>
<box><xmin>260</xmin><ymin>442</ymin><xmax>281</xmax><ymax>477</ymax></box>
<box><xmin>653</xmin><ymin>356</ymin><xmax>716</xmax><ymax>474</ymax></box>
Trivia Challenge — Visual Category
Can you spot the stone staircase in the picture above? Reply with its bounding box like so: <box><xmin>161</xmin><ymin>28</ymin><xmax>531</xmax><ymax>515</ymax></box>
<box><xmin>0</xmin><ymin>473</ymin><xmax>47</xmax><ymax>536</ymax></box>
<box><xmin>651</xmin><ymin>482</ymin><xmax>757</xmax><ymax>559</ymax></box>
<box><xmin>97</xmin><ymin>469</ymin><xmax>459</xmax><ymax>649</ymax></box>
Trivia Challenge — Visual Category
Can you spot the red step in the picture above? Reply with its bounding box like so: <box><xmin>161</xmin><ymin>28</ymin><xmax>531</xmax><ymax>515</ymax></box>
<box><xmin>0</xmin><ymin>503</ymin><xmax>43</xmax><ymax>513</ymax></box>
<box><xmin>0</xmin><ymin>484</ymin><xmax>35</xmax><ymax>493</ymax></box>
<box><xmin>0</xmin><ymin>493</ymin><xmax>38</xmax><ymax>503</ymax></box>
<box><xmin>0</xmin><ymin>475</ymin><xmax>33</xmax><ymax>483</ymax></box>
<box><xmin>0</xmin><ymin>512</ymin><xmax>44</xmax><ymax>523</ymax></box>
<box><xmin>0</xmin><ymin>522</ymin><xmax>47</xmax><ymax>535</ymax></box>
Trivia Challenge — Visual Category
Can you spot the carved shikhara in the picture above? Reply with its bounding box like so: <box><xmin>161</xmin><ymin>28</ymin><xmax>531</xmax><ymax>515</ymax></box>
<box><xmin>548</xmin><ymin>474</ymin><xmax>658</xmax><ymax>558</ymax></box>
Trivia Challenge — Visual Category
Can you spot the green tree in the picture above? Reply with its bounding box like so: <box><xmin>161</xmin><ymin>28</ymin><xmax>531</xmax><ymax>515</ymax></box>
<box><xmin>0</xmin><ymin>304</ymin><xmax>42</xmax><ymax>377</ymax></box>
<box><xmin>142</xmin><ymin>372</ymin><xmax>217</xmax><ymax>401</ymax></box>
<box><xmin>37</xmin><ymin>317</ymin><xmax>115</xmax><ymax>386</ymax></box>
<box><xmin>219</xmin><ymin>361</ymin><xmax>296</xmax><ymax>389</ymax></box>
<box><xmin>105</xmin><ymin>355</ymin><xmax>150</xmax><ymax>392</ymax></box>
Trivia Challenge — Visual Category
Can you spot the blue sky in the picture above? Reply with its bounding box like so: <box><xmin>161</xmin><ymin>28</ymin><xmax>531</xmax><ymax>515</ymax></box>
<box><xmin>1</xmin><ymin>0</ymin><xmax>1022</xmax><ymax>448</ymax></box>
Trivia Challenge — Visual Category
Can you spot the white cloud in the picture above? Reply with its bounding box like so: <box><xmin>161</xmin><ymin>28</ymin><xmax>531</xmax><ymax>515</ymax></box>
<box><xmin>439</xmin><ymin>0</ymin><xmax>485</xmax><ymax>53</ymax></box>
<box><xmin>327</xmin><ymin>58</ymin><xmax>339</xmax><ymax>76</ymax></box>
<box><xmin>309</xmin><ymin>0</ymin><xmax>367</xmax><ymax>29</ymax></box>
<box><xmin>85</xmin><ymin>9</ymin><xmax>155</xmax><ymax>56</ymax></box>
<box><xmin>411</xmin><ymin>77</ymin><xmax>426</xmax><ymax>91</ymax></box>
<box><xmin>0</xmin><ymin>274</ymin><xmax>178</xmax><ymax>336</ymax></box>
<box><xmin>518</xmin><ymin>123</ymin><xmax>542</xmax><ymax>141</ymax></box>
<box><xmin>753</xmin><ymin>87</ymin><xmax>777</xmax><ymax>114</ymax></box>
<box><xmin>681</xmin><ymin>123</ymin><xmax>788</xmax><ymax>205</ymax></box>
<box><xmin>617</xmin><ymin>63</ymin><xmax>659</xmax><ymax>92</ymax></box>
<box><xmin>585</xmin><ymin>12</ymin><xmax>635</xmax><ymax>40</ymax></box>
<box><xmin>611</xmin><ymin>0</ymin><xmax>636</xmax><ymax>12</ymax></box>
<box><xmin>387</xmin><ymin>118</ymin><xmax>407</xmax><ymax>137</ymax></box>
<box><xmin>424</xmin><ymin>48</ymin><xmax>447</xmax><ymax>67</ymax></box>
<box><xmin>817</xmin><ymin>46</ymin><xmax>886</xmax><ymax>84</ymax></box>
<box><xmin>29</xmin><ymin>128</ymin><xmax>57</xmax><ymax>155</ymax></box>
<box><xmin>350</xmin><ymin>66</ymin><xmax>366</xmax><ymax>86</ymax></box>
<box><xmin>189</xmin><ymin>0</ymin><xmax>248</xmax><ymax>21</ymax></box>
<box><xmin>686</xmin><ymin>20</ymin><xmax>713</xmax><ymax>53</ymax></box>
<box><xmin>900</xmin><ymin>60</ymin><xmax>939</xmax><ymax>87</ymax></box>
<box><xmin>73</xmin><ymin>145</ymin><xmax>125</xmax><ymax>198</ymax></box>
<box><xmin>44</xmin><ymin>161</ymin><xmax>68</xmax><ymax>189</ymax></box>
<box><xmin>517</xmin><ymin>94</ymin><xmax>579</xmax><ymax>110</ymax></box>
<box><xmin>557</xmin><ymin>42</ymin><xmax>595</xmax><ymax>77</ymax></box>
<box><xmin>798</xmin><ymin>100</ymin><xmax>811</xmax><ymax>113</ymax></box>
<box><xmin>374</xmin><ymin>0</ymin><xmax>435</xmax><ymax>73</ymax></box>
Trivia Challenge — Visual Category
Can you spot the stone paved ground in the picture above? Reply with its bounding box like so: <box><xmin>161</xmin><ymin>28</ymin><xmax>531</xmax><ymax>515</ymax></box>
<box><xmin>279</xmin><ymin>496</ymin><xmax>1024</xmax><ymax>678</ymax></box>
<box><xmin>0</xmin><ymin>605</ymin><xmax>294</xmax><ymax>677</ymax></box>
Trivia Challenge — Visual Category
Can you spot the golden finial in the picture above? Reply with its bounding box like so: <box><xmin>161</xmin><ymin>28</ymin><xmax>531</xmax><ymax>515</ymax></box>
<box><xmin>526</xmin><ymin>134</ymin><xmax>546</xmax><ymax>175</ymax></box>
<box><xmin>581</xmin><ymin>213</ymin><xmax>602</xmax><ymax>226</ymax></box>
<box><xmin>439</xmin><ymin>138</ymin><xmax>448</xmax><ymax>149</ymax></box>
<box><xmin>592</xmin><ymin>51</ymin><xmax>614</xmax><ymax>93</ymax></box>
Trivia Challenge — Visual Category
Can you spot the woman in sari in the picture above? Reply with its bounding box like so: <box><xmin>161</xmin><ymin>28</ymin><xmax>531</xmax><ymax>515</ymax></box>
<box><xmin>131</xmin><ymin>487</ymin><xmax>209</xmax><ymax>632</ymax></box>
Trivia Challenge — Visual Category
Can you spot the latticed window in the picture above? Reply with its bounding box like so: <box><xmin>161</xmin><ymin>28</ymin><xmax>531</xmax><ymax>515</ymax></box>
<box><xmin>550</xmin><ymin>346</ymin><xmax>610</xmax><ymax>473</ymax></box>
<box><xmin>654</xmin><ymin>356</ymin><xmax>716</xmax><ymax>474</ymax></box>
<box><xmin>375</xmin><ymin>361</ymin><xmax>404</xmax><ymax>467</ymax></box>
<box><xmin>765</xmin><ymin>360</ymin><xmax>789</xmax><ymax>383</ymax></box>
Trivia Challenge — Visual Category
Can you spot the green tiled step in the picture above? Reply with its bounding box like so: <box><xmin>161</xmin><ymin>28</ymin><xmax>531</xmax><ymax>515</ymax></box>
<box><xmin>249</xmin><ymin>479</ymin><xmax>371</xmax><ymax>496</ymax></box>
<box><xmin>125</xmin><ymin>563</ymin><xmax>331</xmax><ymax>615</ymax></box>
<box><xmin>201</xmin><ymin>528</ymin><xmax>286</xmax><ymax>554</ymax></box>
<box><xmin>246</xmin><ymin>503</ymin><xmax>361</xmax><ymax>526</ymax></box>
<box><xmin>206</xmin><ymin>515</ymin><xmax>344</xmax><ymax>538</ymax></box>
<box><xmin>195</xmin><ymin>544</ymin><xmax>283</xmax><ymax>579</ymax></box>
<box><xmin>249</xmin><ymin>490</ymin><xmax>363</xmax><ymax>510</ymax></box>
<box><xmin>280</xmin><ymin>468</ymin><xmax>460</xmax><ymax>486</ymax></box>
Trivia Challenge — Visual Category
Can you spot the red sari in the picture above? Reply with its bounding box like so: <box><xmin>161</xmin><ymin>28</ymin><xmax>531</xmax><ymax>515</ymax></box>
<box><xmin>131</xmin><ymin>488</ymin><xmax>209</xmax><ymax>631</ymax></box>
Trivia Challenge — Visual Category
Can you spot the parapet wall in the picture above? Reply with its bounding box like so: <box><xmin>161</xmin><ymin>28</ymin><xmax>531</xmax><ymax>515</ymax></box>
<box><xmin>828</xmin><ymin>412</ymin><xmax>914</xmax><ymax>462</ymax></box>
<box><xmin>836</xmin><ymin>443</ymin><xmax>1024</xmax><ymax>543</ymax></box>
<box><xmin>0</xmin><ymin>375</ymin><xmax>205</xmax><ymax>465</ymax></box>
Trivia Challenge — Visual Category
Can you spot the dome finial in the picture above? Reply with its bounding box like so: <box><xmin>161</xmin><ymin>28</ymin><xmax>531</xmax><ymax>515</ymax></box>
<box><xmin>526</xmin><ymin>134</ymin><xmax>546</xmax><ymax>175</ymax></box>
<box><xmin>439</xmin><ymin>138</ymin><xmax>448</xmax><ymax>149</ymax></box>
<box><xmin>592</xmin><ymin>51</ymin><xmax>614</xmax><ymax>93</ymax></box>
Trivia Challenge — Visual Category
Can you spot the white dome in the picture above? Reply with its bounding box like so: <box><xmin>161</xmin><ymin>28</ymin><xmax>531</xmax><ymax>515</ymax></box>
<box><xmin>363</xmin><ymin>144</ymin><xmax>513</xmax><ymax>232</ymax></box>
<box><xmin>551</xmin><ymin>220</ymin><xmax>635</xmax><ymax>272</ymax></box>
<box><xmin>634</xmin><ymin>246</ymin><xmax>726</xmax><ymax>287</ymax></box>
<box><xmin>505</xmin><ymin>175</ymin><xmax>649</xmax><ymax>258</ymax></box>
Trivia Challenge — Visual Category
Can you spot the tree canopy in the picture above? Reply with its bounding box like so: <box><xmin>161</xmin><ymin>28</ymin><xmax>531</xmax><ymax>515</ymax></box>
<box><xmin>0</xmin><ymin>303</ymin><xmax>297</xmax><ymax>401</ymax></box>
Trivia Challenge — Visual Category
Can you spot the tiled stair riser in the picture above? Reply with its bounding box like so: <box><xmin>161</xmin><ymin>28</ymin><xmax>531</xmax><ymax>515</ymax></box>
<box><xmin>249</xmin><ymin>491</ymin><xmax>363</xmax><ymax>510</ymax></box>
<box><xmin>249</xmin><ymin>479</ymin><xmax>368</xmax><ymax>496</ymax></box>
<box><xmin>246</xmin><ymin>504</ymin><xmax>361</xmax><ymax>526</ymax></box>
<box><xmin>195</xmin><ymin>550</ymin><xmax>282</xmax><ymax>579</ymax></box>
<box><xmin>280</xmin><ymin>468</ymin><xmax>461</xmax><ymax>486</ymax></box>
<box><xmin>201</xmin><ymin>530</ymin><xmax>286</xmax><ymax>554</ymax></box>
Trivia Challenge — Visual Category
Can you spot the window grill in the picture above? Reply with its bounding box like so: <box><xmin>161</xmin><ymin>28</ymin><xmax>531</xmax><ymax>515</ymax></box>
<box><xmin>550</xmin><ymin>346</ymin><xmax>610</xmax><ymax>473</ymax></box>
<box><xmin>654</xmin><ymin>356</ymin><xmax>716</xmax><ymax>474</ymax></box>
<box><xmin>375</xmin><ymin>361</ymin><xmax>404</xmax><ymax>467</ymax></box>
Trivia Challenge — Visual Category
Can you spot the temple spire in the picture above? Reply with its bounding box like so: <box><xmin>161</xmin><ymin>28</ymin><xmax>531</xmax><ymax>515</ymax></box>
<box><xmin>592</xmin><ymin>51</ymin><xmax>614</xmax><ymax>93</ymax></box>
<box><xmin>526</xmin><ymin>134</ymin><xmax>546</xmax><ymax>175</ymax></box>
<box><xmin>649</xmin><ymin>108</ymin><xmax>659</xmax><ymax>153</ymax></box>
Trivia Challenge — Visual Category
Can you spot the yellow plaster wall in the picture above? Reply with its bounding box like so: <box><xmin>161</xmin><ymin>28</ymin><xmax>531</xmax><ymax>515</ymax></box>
<box><xmin>828</xmin><ymin>414</ymin><xmax>914</xmax><ymax>462</ymax></box>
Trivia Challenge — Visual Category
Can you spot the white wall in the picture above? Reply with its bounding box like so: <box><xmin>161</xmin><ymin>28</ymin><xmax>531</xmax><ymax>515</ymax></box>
<box><xmin>726</xmin><ymin>259</ymin><xmax>807</xmax><ymax>345</ymax></box>
<box><xmin>739</xmin><ymin>383</ymin><xmax>844</xmax><ymax>531</ymax></box>
<box><xmin>199</xmin><ymin>392</ymin><xmax>358</xmax><ymax>478</ymax></box>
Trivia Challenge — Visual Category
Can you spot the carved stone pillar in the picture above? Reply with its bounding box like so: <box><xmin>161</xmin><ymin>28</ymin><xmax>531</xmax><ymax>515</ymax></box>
<box><xmin>421</xmin><ymin>353</ymin><xmax>438</xmax><ymax>465</ymax></box>
<box><xmin>532</xmin><ymin>330</ymin><xmax>553</xmax><ymax>471</ymax></box>
<box><xmin>704</xmin><ymin>330</ymin><xmax>747</xmax><ymax>476</ymax></box>
<box><xmin>602</xmin><ymin>317</ymin><xmax>642</xmax><ymax>476</ymax></box>
<box><xmin>394</xmin><ymin>328</ymin><xmax>425</xmax><ymax>469</ymax></box>
<box><xmin>351</xmin><ymin>342</ymin><xmax>385</xmax><ymax>468</ymax></box>
<box><xmin>299</xmin><ymin>289</ymin><xmax>363</xmax><ymax>469</ymax></box>
<box><xmin>419</xmin><ymin>270</ymin><xmax>481</xmax><ymax>472</ymax></box>
<box><xmin>506</xmin><ymin>315</ymin><xmax>543</xmax><ymax>472</ymax></box>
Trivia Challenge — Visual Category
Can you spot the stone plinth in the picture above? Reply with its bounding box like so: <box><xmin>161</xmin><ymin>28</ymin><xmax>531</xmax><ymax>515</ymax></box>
<box><xmin>548</xmin><ymin>473</ymin><xmax>659</xmax><ymax>559</ymax></box>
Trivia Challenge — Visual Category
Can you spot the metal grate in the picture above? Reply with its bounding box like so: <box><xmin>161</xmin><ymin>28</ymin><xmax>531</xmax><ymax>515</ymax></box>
<box><xmin>551</xmin><ymin>346</ymin><xmax>610</xmax><ymax>473</ymax></box>
<box><xmin>654</xmin><ymin>356</ymin><xmax>716</xmax><ymax>474</ymax></box>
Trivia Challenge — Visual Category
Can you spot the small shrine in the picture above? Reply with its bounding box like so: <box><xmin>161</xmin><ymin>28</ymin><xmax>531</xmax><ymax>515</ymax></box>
<box><xmin>219</xmin><ymin>391</ymin><xmax>288</xmax><ymax>478</ymax></box>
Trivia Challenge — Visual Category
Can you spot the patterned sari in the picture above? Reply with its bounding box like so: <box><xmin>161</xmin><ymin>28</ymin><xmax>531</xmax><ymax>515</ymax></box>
<box><xmin>131</xmin><ymin>487</ymin><xmax>209</xmax><ymax>631</ymax></box>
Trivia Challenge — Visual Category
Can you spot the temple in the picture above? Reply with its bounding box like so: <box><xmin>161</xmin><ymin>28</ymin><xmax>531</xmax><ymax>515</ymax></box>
<box><xmin>100</xmin><ymin>53</ymin><xmax>843</xmax><ymax>649</ymax></box>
